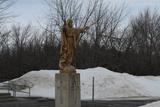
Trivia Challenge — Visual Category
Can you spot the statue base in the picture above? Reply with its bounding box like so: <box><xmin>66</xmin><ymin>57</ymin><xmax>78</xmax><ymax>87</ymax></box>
<box><xmin>55</xmin><ymin>73</ymin><xmax>81</xmax><ymax>107</ymax></box>
<box><xmin>60</xmin><ymin>65</ymin><xmax>76</xmax><ymax>73</ymax></box>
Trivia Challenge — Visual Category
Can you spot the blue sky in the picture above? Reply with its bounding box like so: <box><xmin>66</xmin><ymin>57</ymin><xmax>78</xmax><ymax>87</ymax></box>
<box><xmin>9</xmin><ymin>0</ymin><xmax>160</xmax><ymax>26</ymax></box>
<box><xmin>9</xmin><ymin>0</ymin><xmax>47</xmax><ymax>25</ymax></box>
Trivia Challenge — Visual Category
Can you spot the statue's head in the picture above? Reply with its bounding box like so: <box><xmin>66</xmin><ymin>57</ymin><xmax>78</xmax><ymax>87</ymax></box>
<box><xmin>67</xmin><ymin>19</ymin><xmax>73</xmax><ymax>28</ymax></box>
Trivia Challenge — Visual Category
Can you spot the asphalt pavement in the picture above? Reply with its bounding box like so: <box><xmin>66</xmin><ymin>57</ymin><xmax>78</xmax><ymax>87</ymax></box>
<box><xmin>0</xmin><ymin>97</ymin><xmax>159</xmax><ymax>107</ymax></box>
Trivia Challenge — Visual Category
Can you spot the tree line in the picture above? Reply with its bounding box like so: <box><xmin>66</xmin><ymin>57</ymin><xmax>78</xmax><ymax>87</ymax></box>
<box><xmin>1</xmin><ymin>0</ymin><xmax>160</xmax><ymax>81</ymax></box>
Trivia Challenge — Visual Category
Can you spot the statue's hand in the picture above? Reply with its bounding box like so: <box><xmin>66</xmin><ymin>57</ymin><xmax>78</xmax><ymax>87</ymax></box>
<box><xmin>85</xmin><ymin>26</ymin><xmax>89</xmax><ymax>31</ymax></box>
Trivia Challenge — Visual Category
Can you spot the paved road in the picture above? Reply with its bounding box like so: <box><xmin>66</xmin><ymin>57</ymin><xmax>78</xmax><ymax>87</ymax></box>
<box><xmin>0</xmin><ymin>97</ymin><xmax>159</xmax><ymax>107</ymax></box>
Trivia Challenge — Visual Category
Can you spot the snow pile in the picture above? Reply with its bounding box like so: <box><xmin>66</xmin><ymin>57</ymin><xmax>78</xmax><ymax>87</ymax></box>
<box><xmin>7</xmin><ymin>67</ymin><xmax>160</xmax><ymax>99</ymax></box>
<box><xmin>139</xmin><ymin>101</ymin><xmax>160</xmax><ymax>107</ymax></box>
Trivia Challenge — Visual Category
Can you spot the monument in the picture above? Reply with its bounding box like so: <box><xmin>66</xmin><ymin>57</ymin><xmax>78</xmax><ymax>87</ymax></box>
<box><xmin>55</xmin><ymin>19</ymin><xmax>89</xmax><ymax>107</ymax></box>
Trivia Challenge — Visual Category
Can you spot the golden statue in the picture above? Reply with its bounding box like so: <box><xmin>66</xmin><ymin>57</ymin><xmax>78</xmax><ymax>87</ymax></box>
<box><xmin>59</xmin><ymin>19</ymin><xmax>89</xmax><ymax>73</ymax></box>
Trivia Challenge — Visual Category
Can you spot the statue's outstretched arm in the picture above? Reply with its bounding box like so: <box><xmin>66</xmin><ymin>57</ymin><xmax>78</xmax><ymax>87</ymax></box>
<box><xmin>77</xmin><ymin>26</ymin><xmax>89</xmax><ymax>33</ymax></box>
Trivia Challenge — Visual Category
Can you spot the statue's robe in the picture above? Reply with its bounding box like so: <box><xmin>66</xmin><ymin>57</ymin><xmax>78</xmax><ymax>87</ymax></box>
<box><xmin>59</xmin><ymin>25</ymin><xmax>86</xmax><ymax>72</ymax></box>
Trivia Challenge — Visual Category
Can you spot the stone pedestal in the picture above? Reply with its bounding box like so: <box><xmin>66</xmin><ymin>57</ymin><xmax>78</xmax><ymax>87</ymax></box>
<box><xmin>55</xmin><ymin>73</ymin><xmax>81</xmax><ymax>107</ymax></box>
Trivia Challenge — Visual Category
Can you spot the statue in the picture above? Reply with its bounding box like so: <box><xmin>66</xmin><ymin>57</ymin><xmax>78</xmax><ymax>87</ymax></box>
<box><xmin>59</xmin><ymin>19</ymin><xmax>89</xmax><ymax>73</ymax></box>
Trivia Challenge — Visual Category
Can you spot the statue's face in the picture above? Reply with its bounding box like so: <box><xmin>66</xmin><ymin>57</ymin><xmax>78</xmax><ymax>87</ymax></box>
<box><xmin>67</xmin><ymin>19</ymin><xmax>73</xmax><ymax>28</ymax></box>
<box><xmin>68</xmin><ymin>22</ymin><xmax>73</xmax><ymax>28</ymax></box>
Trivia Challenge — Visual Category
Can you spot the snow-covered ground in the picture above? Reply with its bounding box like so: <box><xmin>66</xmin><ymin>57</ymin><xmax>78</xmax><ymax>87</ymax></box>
<box><xmin>1</xmin><ymin>67</ymin><xmax>160</xmax><ymax>101</ymax></box>
<box><xmin>140</xmin><ymin>101</ymin><xmax>160</xmax><ymax>107</ymax></box>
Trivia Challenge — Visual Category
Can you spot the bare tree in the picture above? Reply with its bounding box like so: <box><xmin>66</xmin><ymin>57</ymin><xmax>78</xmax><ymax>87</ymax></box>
<box><xmin>45</xmin><ymin>0</ymin><xmax>99</xmax><ymax>42</ymax></box>
<box><xmin>0</xmin><ymin>0</ymin><xmax>14</xmax><ymax>26</ymax></box>
<box><xmin>88</xmin><ymin>1</ymin><xmax>127</xmax><ymax>49</ymax></box>
<box><xmin>0</xmin><ymin>0</ymin><xmax>14</xmax><ymax>53</ymax></box>
<box><xmin>123</xmin><ymin>8</ymin><xmax>160</xmax><ymax>74</ymax></box>
<box><xmin>11</xmin><ymin>25</ymin><xmax>32</xmax><ymax>51</ymax></box>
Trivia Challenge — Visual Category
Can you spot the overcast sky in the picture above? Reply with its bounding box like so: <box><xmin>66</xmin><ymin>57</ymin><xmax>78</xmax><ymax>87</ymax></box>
<box><xmin>9</xmin><ymin>0</ymin><xmax>160</xmax><ymax>26</ymax></box>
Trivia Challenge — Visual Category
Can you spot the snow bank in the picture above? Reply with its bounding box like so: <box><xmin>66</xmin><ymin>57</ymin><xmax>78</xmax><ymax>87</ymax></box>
<box><xmin>139</xmin><ymin>101</ymin><xmax>160</xmax><ymax>107</ymax></box>
<box><xmin>6</xmin><ymin>67</ymin><xmax>160</xmax><ymax>99</ymax></box>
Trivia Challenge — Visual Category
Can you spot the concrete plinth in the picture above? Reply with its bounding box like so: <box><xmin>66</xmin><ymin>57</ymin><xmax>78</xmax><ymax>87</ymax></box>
<box><xmin>55</xmin><ymin>73</ymin><xmax>81</xmax><ymax>107</ymax></box>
